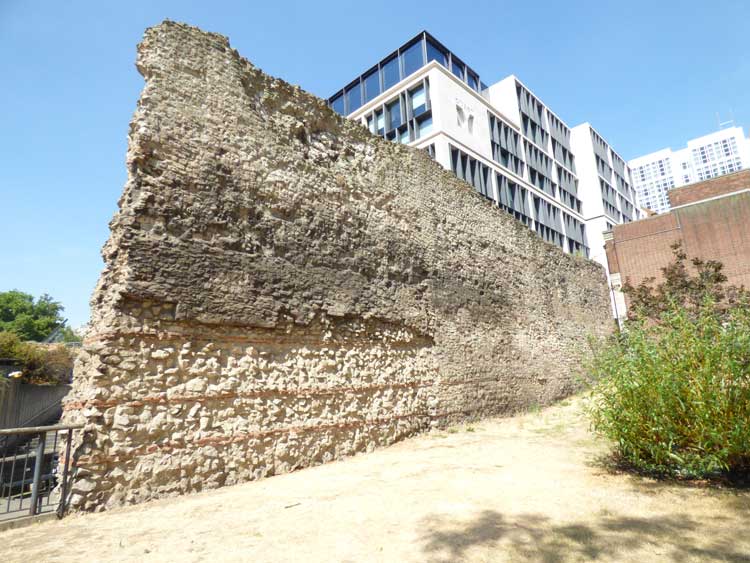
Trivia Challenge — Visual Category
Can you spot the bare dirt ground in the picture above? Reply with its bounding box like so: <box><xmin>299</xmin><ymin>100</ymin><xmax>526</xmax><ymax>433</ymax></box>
<box><xmin>2</xmin><ymin>397</ymin><xmax>749</xmax><ymax>562</ymax></box>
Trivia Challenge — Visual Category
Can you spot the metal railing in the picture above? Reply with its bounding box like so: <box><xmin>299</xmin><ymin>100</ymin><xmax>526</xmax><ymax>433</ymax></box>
<box><xmin>0</xmin><ymin>424</ymin><xmax>83</xmax><ymax>522</ymax></box>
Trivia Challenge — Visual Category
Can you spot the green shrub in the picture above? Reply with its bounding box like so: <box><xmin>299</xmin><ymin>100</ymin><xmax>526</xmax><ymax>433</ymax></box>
<box><xmin>588</xmin><ymin>300</ymin><xmax>750</xmax><ymax>477</ymax></box>
<box><xmin>0</xmin><ymin>330</ymin><xmax>74</xmax><ymax>384</ymax></box>
<box><xmin>587</xmin><ymin>244</ymin><xmax>750</xmax><ymax>479</ymax></box>
<box><xmin>0</xmin><ymin>330</ymin><xmax>23</xmax><ymax>358</ymax></box>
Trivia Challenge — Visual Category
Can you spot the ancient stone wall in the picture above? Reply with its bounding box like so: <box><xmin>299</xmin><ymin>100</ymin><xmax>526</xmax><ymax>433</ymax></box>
<box><xmin>63</xmin><ymin>21</ymin><xmax>612</xmax><ymax>510</ymax></box>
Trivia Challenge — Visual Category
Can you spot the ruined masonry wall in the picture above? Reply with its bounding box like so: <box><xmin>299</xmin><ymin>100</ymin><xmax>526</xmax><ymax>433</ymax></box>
<box><xmin>63</xmin><ymin>21</ymin><xmax>612</xmax><ymax>510</ymax></box>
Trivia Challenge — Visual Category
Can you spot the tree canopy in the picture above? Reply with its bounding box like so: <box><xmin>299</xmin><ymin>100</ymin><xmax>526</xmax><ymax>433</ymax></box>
<box><xmin>0</xmin><ymin>290</ymin><xmax>68</xmax><ymax>342</ymax></box>
<box><xmin>622</xmin><ymin>241</ymin><xmax>747</xmax><ymax>322</ymax></box>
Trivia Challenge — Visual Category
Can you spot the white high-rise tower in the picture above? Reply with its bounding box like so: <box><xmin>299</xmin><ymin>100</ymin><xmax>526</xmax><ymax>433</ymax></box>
<box><xmin>630</xmin><ymin>126</ymin><xmax>750</xmax><ymax>214</ymax></box>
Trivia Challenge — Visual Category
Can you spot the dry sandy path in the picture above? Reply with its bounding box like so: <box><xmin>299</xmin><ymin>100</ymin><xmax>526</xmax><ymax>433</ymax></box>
<box><xmin>2</xmin><ymin>398</ymin><xmax>748</xmax><ymax>562</ymax></box>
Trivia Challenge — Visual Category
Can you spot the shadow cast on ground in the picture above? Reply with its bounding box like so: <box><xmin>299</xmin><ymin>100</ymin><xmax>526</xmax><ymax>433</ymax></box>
<box><xmin>420</xmin><ymin>509</ymin><xmax>750</xmax><ymax>562</ymax></box>
<box><xmin>586</xmin><ymin>451</ymin><xmax>750</xmax><ymax>493</ymax></box>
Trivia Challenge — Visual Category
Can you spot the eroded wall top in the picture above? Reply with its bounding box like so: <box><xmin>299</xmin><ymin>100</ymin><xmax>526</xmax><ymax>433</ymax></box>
<box><xmin>65</xmin><ymin>21</ymin><xmax>612</xmax><ymax>511</ymax></box>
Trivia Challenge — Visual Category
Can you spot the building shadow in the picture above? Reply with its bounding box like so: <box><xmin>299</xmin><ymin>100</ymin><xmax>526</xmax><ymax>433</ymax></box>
<box><xmin>420</xmin><ymin>509</ymin><xmax>750</xmax><ymax>562</ymax></box>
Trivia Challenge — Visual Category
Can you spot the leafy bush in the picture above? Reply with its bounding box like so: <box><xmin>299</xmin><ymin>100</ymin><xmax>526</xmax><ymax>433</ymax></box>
<box><xmin>587</xmin><ymin>244</ymin><xmax>750</xmax><ymax>479</ymax></box>
<box><xmin>0</xmin><ymin>290</ymin><xmax>67</xmax><ymax>341</ymax></box>
<box><xmin>0</xmin><ymin>331</ymin><xmax>74</xmax><ymax>385</ymax></box>
<box><xmin>0</xmin><ymin>331</ymin><xmax>23</xmax><ymax>358</ymax></box>
<box><xmin>622</xmin><ymin>242</ymin><xmax>745</xmax><ymax>322</ymax></box>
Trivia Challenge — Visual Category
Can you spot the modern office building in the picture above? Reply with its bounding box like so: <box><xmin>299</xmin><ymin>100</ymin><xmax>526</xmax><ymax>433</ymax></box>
<box><xmin>328</xmin><ymin>31</ymin><xmax>643</xmax><ymax>278</ymax></box>
<box><xmin>570</xmin><ymin>123</ymin><xmax>640</xmax><ymax>269</ymax></box>
<box><xmin>629</xmin><ymin>126</ymin><xmax>750</xmax><ymax>214</ymax></box>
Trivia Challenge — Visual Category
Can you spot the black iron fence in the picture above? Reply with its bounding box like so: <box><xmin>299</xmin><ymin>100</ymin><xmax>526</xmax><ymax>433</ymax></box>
<box><xmin>0</xmin><ymin>424</ymin><xmax>82</xmax><ymax>522</ymax></box>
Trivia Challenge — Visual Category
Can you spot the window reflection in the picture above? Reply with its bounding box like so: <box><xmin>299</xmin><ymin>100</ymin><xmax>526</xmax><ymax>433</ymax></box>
<box><xmin>360</xmin><ymin>78</ymin><xmax>431</xmax><ymax>146</ymax></box>
<box><xmin>402</xmin><ymin>40</ymin><xmax>424</xmax><ymax>77</ymax></box>
<box><xmin>426</xmin><ymin>39</ymin><xmax>447</xmax><ymax>67</ymax></box>
<box><xmin>381</xmin><ymin>56</ymin><xmax>400</xmax><ymax>91</ymax></box>
<box><xmin>468</xmin><ymin>72</ymin><xmax>479</xmax><ymax>91</ymax></box>
<box><xmin>329</xmin><ymin>33</ymin><xmax>484</xmax><ymax>112</ymax></box>
<box><xmin>417</xmin><ymin>116</ymin><xmax>433</xmax><ymax>138</ymax></box>
<box><xmin>345</xmin><ymin>82</ymin><xmax>362</xmax><ymax>113</ymax></box>
<box><xmin>363</xmin><ymin>70</ymin><xmax>380</xmax><ymax>103</ymax></box>
<box><xmin>387</xmin><ymin>99</ymin><xmax>402</xmax><ymax>130</ymax></box>
<box><xmin>410</xmin><ymin>85</ymin><xmax>427</xmax><ymax>117</ymax></box>
<box><xmin>331</xmin><ymin>94</ymin><xmax>344</xmax><ymax>115</ymax></box>
<box><xmin>375</xmin><ymin>110</ymin><xmax>385</xmax><ymax>134</ymax></box>
<box><xmin>451</xmin><ymin>58</ymin><xmax>465</xmax><ymax>81</ymax></box>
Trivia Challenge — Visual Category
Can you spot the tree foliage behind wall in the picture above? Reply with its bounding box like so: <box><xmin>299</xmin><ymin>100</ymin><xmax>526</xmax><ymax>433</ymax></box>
<box><xmin>0</xmin><ymin>290</ymin><xmax>80</xmax><ymax>384</ymax></box>
<box><xmin>0</xmin><ymin>331</ymin><xmax>75</xmax><ymax>384</ymax></box>
<box><xmin>622</xmin><ymin>241</ymin><xmax>746</xmax><ymax>321</ymax></box>
<box><xmin>0</xmin><ymin>290</ymin><xmax>70</xmax><ymax>342</ymax></box>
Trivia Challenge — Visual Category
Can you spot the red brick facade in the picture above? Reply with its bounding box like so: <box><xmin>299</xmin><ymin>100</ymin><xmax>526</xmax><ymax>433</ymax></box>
<box><xmin>605</xmin><ymin>170</ymin><xmax>750</xmax><ymax>297</ymax></box>
<box><xmin>668</xmin><ymin>169</ymin><xmax>750</xmax><ymax>207</ymax></box>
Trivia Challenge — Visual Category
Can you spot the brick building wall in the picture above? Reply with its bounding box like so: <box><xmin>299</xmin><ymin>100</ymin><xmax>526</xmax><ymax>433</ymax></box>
<box><xmin>605</xmin><ymin>169</ymin><xmax>750</xmax><ymax>315</ymax></box>
<box><xmin>669</xmin><ymin>169</ymin><xmax>750</xmax><ymax>207</ymax></box>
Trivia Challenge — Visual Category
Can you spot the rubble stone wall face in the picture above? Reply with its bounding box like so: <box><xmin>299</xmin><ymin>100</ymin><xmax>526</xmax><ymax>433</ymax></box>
<box><xmin>64</xmin><ymin>21</ymin><xmax>612</xmax><ymax>510</ymax></box>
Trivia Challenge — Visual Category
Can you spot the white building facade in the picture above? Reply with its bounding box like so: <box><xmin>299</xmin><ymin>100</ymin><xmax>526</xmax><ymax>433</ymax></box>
<box><xmin>630</xmin><ymin>126</ymin><xmax>750</xmax><ymax>214</ymax></box>
<box><xmin>328</xmin><ymin>31</ymin><xmax>642</xmax><ymax>278</ymax></box>
<box><xmin>570</xmin><ymin>123</ymin><xmax>640</xmax><ymax>270</ymax></box>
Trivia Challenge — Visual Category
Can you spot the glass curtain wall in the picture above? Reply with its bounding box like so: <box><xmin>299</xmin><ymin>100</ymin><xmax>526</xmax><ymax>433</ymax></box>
<box><xmin>329</xmin><ymin>32</ymin><xmax>484</xmax><ymax>115</ymax></box>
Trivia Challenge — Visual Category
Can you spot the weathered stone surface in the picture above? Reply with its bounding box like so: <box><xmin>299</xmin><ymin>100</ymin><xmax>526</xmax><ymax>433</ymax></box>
<box><xmin>63</xmin><ymin>20</ymin><xmax>612</xmax><ymax>511</ymax></box>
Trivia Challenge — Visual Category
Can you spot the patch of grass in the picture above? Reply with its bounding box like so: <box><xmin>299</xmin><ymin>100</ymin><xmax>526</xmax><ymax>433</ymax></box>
<box><xmin>527</xmin><ymin>403</ymin><xmax>540</xmax><ymax>415</ymax></box>
<box><xmin>530</xmin><ymin>422</ymin><xmax>568</xmax><ymax>437</ymax></box>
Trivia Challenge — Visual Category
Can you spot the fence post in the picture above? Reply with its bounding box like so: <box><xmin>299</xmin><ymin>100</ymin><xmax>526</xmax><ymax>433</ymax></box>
<box><xmin>29</xmin><ymin>431</ymin><xmax>46</xmax><ymax>516</ymax></box>
<box><xmin>0</xmin><ymin>378</ymin><xmax>21</xmax><ymax>429</ymax></box>
<box><xmin>57</xmin><ymin>428</ymin><xmax>74</xmax><ymax>517</ymax></box>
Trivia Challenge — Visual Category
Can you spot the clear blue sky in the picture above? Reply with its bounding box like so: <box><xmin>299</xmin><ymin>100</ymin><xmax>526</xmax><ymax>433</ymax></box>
<box><xmin>1</xmin><ymin>0</ymin><xmax>748</xmax><ymax>328</ymax></box>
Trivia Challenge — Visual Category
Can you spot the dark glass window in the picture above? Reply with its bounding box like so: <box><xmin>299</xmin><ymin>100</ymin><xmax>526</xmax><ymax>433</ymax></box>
<box><xmin>402</xmin><ymin>40</ymin><xmax>424</xmax><ymax>77</ymax></box>
<box><xmin>375</xmin><ymin>109</ymin><xmax>385</xmax><ymax>134</ymax></box>
<box><xmin>451</xmin><ymin>58</ymin><xmax>465</xmax><ymax>81</ymax></box>
<box><xmin>410</xmin><ymin>84</ymin><xmax>427</xmax><ymax>116</ymax></box>
<box><xmin>426</xmin><ymin>39</ymin><xmax>447</xmax><ymax>67</ymax></box>
<box><xmin>468</xmin><ymin>71</ymin><xmax>479</xmax><ymax>91</ymax></box>
<box><xmin>345</xmin><ymin>82</ymin><xmax>362</xmax><ymax>113</ymax></box>
<box><xmin>363</xmin><ymin>70</ymin><xmax>380</xmax><ymax>103</ymax></box>
<box><xmin>381</xmin><ymin>56</ymin><xmax>400</xmax><ymax>91</ymax></box>
<box><xmin>331</xmin><ymin>94</ymin><xmax>344</xmax><ymax>115</ymax></box>
<box><xmin>387</xmin><ymin>98</ymin><xmax>402</xmax><ymax>130</ymax></box>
